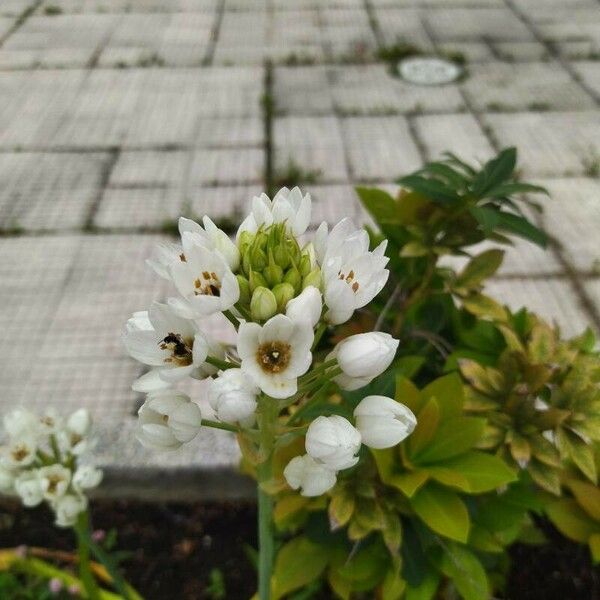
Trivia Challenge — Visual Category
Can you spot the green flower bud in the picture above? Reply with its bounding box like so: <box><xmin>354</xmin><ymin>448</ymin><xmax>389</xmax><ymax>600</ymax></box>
<box><xmin>287</xmin><ymin>238</ymin><xmax>301</xmax><ymax>265</ymax></box>
<box><xmin>251</xmin><ymin>246</ymin><xmax>268</xmax><ymax>271</ymax></box>
<box><xmin>264</xmin><ymin>263</ymin><xmax>283</xmax><ymax>287</ymax></box>
<box><xmin>250</xmin><ymin>286</ymin><xmax>277</xmax><ymax>321</ymax></box>
<box><xmin>272</xmin><ymin>283</ymin><xmax>295</xmax><ymax>312</ymax></box>
<box><xmin>236</xmin><ymin>274</ymin><xmax>251</xmax><ymax>305</ymax></box>
<box><xmin>238</xmin><ymin>230</ymin><xmax>254</xmax><ymax>255</ymax></box>
<box><xmin>299</xmin><ymin>254</ymin><xmax>312</xmax><ymax>277</ymax></box>
<box><xmin>283</xmin><ymin>267</ymin><xmax>302</xmax><ymax>294</ymax></box>
<box><xmin>249</xmin><ymin>269</ymin><xmax>268</xmax><ymax>293</ymax></box>
<box><xmin>273</xmin><ymin>243</ymin><xmax>290</xmax><ymax>270</ymax></box>
<box><xmin>302</xmin><ymin>267</ymin><xmax>322</xmax><ymax>291</ymax></box>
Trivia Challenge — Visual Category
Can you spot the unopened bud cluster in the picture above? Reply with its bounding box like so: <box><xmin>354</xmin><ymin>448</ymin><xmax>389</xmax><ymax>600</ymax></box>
<box><xmin>0</xmin><ymin>408</ymin><xmax>102</xmax><ymax>527</ymax></box>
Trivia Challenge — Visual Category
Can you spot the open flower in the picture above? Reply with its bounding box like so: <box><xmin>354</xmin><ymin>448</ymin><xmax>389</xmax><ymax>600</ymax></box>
<box><xmin>53</xmin><ymin>493</ymin><xmax>88</xmax><ymax>528</ymax></box>
<box><xmin>354</xmin><ymin>396</ymin><xmax>417</xmax><ymax>449</ymax></box>
<box><xmin>238</xmin><ymin>187</ymin><xmax>312</xmax><ymax>238</ymax></box>
<box><xmin>285</xmin><ymin>286</ymin><xmax>322</xmax><ymax>328</ymax></box>
<box><xmin>283</xmin><ymin>454</ymin><xmax>337</xmax><ymax>497</ymax></box>
<box><xmin>3</xmin><ymin>408</ymin><xmax>39</xmax><ymax>440</ymax></box>
<box><xmin>169</xmin><ymin>232</ymin><xmax>240</xmax><ymax>318</ymax></box>
<box><xmin>57</xmin><ymin>409</ymin><xmax>92</xmax><ymax>456</ymax></box>
<box><xmin>315</xmin><ymin>218</ymin><xmax>389</xmax><ymax>325</ymax></box>
<box><xmin>14</xmin><ymin>470</ymin><xmax>43</xmax><ymax>507</ymax></box>
<box><xmin>73</xmin><ymin>465</ymin><xmax>103</xmax><ymax>491</ymax></box>
<box><xmin>148</xmin><ymin>216</ymin><xmax>240</xmax><ymax>279</ymax></box>
<box><xmin>124</xmin><ymin>302</ymin><xmax>221</xmax><ymax>390</ymax></box>
<box><xmin>136</xmin><ymin>390</ymin><xmax>202</xmax><ymax>450</ymax></box>
<box><xmin>38</xmin><ymin>464</ymin><xmax>71</xmax><ymax>501</ymax></box>
<box><xmin>305</xmin><ymin>416</ymin><xmax>361</xmax><ymax>470</ymax></box>
<box><xmin>238</xmin><ymin>314</ymin><xmax>313</xmax><ymax>399</ymax></box>
<box><xmin>2</xmin><ymin>436</ymin><xmax>37</xmax><ymax>468</ymax></box>
<box><xmin>208</xmin><ymin>369</ymin><xmax>259</xmax><ymax>426</ymax></box>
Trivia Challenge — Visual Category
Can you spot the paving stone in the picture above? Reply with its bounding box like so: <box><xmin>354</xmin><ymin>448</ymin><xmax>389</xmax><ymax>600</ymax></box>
<box><xmin>274</xmin><ymin>116</ymin><xmax>349</xmax><ymax>183</ymax></box>
<box><xmin>482</xmin><ymin>112</ymin><xmax>600</xmax><ymax>177</ymax></box>
<box><xmin>37</xmin><ymin>0</ymin><xmax>218</xmax><ymax>12</ymax></box>
<box><xmin>330</xmin><ymin>64</ymin><xmax>465</xmax><ymax>114</ymax></box>
<box><xmin>485</xmin><ymin>277</ymin><xmax>595</xmax><ymax>337</ymax></box>
<box><xmin>536</xmin><ymin>178</ymin><xmax>600</xmax><ymax>273</ymax></box>
<box><xmin>0</xmin><ymin>152</ymin><xmax>109</xmax><ymax>231</ymax></box>
<box><xmin>304</xmin><ymin>184</ymin><xmax>363</xmax><ymax>227</ymax></box>
<box><xmin>94</xmin><ymin>187</ymin><xmax>185</xmax><ymax>229</ymax></box>
<box><xmin>463</xmin><ymin>62</ymin><xmax>595</xmax><ymax>112</ymax></box>
<box><xmin>424</xmin><ymin>8</ymin><xmax>534</xmax><ymax>42</ymax></box>
<box><xmin>572</xmin><ymin>61</ymin><xmax>600</xmax><ymax>98</ymax></box>
<box><xmin>370</xmin><ymin>0</ymin><xmax>504</xmax><ymax>5</ymax></box>
<box><xmin>413</xmin><ymin>113</ymin><xmax>494</xmax><ymax>163</ymax></box>
<box><xmin>195</xmin><ymin>117</ymin><xmax>263</xmax><ymax>147</ymax></box>
<box><xmin>0</xmin><ymin>16</ymin><xmax>16</xmax><ymax>38</ymax></box>
<box><xmin>109</xmin><ymin>151</ymin><xmax>188</xmax><ymax>187</ymax></box>
<box><xmin>342</xmin><ymin>116</ymin><xmax>422</xmax><ymax>181</ymax></box>
<box><xmin>491</xmin><ymin>41</ymin><xmax>550</xmax><ymax>62</ymax></box>
<box><xmin>583</xmin><ymin>279</ymin><xmax>600</xmax><ymax>324</ymax></box>
<box><xmin>320</xmin><ymin>8</ymin><xmax>378</xmax><ymax>61</ymax></box>
<box><xmin>274</xmin><ymin>66</ymin><xmax>334</xmax><ymax>115</ymax></box>
<box><xmin>188</xmin><ymin>148</ymin><xmax>264</xmax><ymax>186</ymax></box>
<box><xmin>189</xmin><ymin>185</ymin><xmax>263</xmax><ymax>222</ymax></box>
<box><xmin>1</xmin><ymin>1</ymin><xmax>34</xmax><ymax>17</ymax></box>
<box><xmin>553</xmin><ymin>41</ymin><xmax>600</xmax><ymax>61</ymax></box>
<box><xmin>372</xmin><ymin>8</ymin><xmax>434</xmax><ymax>50</ymax></box>
<box><xmin>435</xmin><ymin>42</ymin><xmax>495</xmax><ymax>63</ymax></box>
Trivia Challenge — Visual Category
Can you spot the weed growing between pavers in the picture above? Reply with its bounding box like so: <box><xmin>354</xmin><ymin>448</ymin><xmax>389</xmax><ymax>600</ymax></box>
<box><xmin>3</xmin><ymin>150</ymin><xmax>600</xmax><ymax>600</ymax></box>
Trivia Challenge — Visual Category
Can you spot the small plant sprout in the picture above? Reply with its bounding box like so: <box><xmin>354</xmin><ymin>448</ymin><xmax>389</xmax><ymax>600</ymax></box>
<box><xmin>124</xmin><ymin>185</ymin><xmax>417</xmax><ymax>599</ymax></box>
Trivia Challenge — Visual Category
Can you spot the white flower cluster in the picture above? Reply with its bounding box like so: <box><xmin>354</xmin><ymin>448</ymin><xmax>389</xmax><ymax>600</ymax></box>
<box><xmin>124</xmin><ymin>187</ymin><xmax>417</xmax><ymax>495</ymax></box>
<box><xmin>0</xmin><ymin>408</ymin><xmax>102</xmax><ymax>527</ymax></box>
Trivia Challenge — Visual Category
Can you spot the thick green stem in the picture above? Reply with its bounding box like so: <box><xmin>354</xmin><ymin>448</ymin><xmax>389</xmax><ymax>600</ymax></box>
<box><xmin>205</xmin><ymin>356</ymin><xmax>238</xmax><ymax>371</ymax></box>
<box><xmin>201</xmin><ymin>419</ymin><xmax>238</xmax><ymax>433</ymax></box>
<box><xmin>74</xmin><ymin>512</ymin><xmax>100</xmax><ymax>600</ymax></box>
<box><xmin>256</xmin><ymin>395</ymin><xmax>278</xmax><ymax>600</ymax></box>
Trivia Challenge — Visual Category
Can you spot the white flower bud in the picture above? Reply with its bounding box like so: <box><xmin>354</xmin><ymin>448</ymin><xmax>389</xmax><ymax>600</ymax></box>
<box><xmin>335</xmin><ymin>332</ymin><xmax>398</xmax><ymax>379</ymax></box>
<box><xmin>136</xmin><ymin>390</ymin><xmax>202</xmax><ymax>450</ymax></box>
<box><xmin>15</xmin><ymin>471</ymin><xmax>43</xmax><ymax>507</ymax></box>
<box><xmin>202</xmin><ymin>216</ymin><xmax>241</xmax><ymax>272</ymax></box>
<box><xmin>38</xmin><ymin>465</ymin><xmax>71</xmax><ymax>501</ymax></box>
<box><xmin>67</xmin><ymin>409</ymin><xmax>92</xmax><ymax>437</ymax></box>
<box><xmin>73</xmin><ymin>465</ymin><xmax>103</xmax><ymax>491</ymax></box>
<box><xmin>283</xmin><ymin>454</ymin><xmax>337</xmax><ymax>497</ymax></box>
<box><xmin>208</xmin><ymin>369</ymin><xmax>259</xmax><ymax>426</ymax></box>
<box><xmin>53</xmin><ymin>493</ymin><xmax>88</xmax><ymax>528</ymax></box>
<box><xmin>285</xmin><ymin>286</ymin><xmax>322</xmax><ymax>328</ymax></box>
<box><xmin>3</xmin><ymin>408</ymin><xmax>39</xmax><ymax>439</ymax></box>
<box><xmin>58</xmin><ymin>409</ymin><xmax>93</xmax><ymax>456</ymax></box>
<box><xmin>354</xmin><ymin>395</ymin><xmax>417</xmax><ymax>449</ymax></box>
<box><xmin>305</xmin><ymin>416</ymin><xmax>361</xmax><ymax>470</ymax></box>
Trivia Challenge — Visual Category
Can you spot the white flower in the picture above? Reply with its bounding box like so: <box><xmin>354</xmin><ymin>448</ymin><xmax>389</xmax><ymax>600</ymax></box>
<box><xmin>237</xmin><ymin>187</ymin><xmax>312</xmax><ymax>238</ymax></box>
<box><xmin>123</xmin><ymin>302</ymin><xmax>220</xmax><ymax>389</ymax></box>
<box><xmin>14</xmin><ymin>471</ymin><xmax>43</xmax><ymax>507</ymax></box>
<box><xmin>147</xmin><ymin>216</ymin><xmax>240</xmax><ymax>278</ymax></box>
<box><xmin>73</xmin><ymin>465</ymin><xmax>103</xmax><ymax>491</ymax></box>
<box><xmin>2</xmin><ymin>436</ymin><xmax>37</xmax><ymax>468</ymax></box>
<box><xmin>238</xmin><ymin>314</ymin><xmax>313</xmax><ymax>399</ymax></box>
<box><xmin>136</xmin><ymin>390</ymin><xmax>202</xmax><ymax>451</ymax></box>
<box><xmin>333</xmin><ymin>332</ymin><xmax>398</xmax><ymax>389</ymax></box>
<box><xmin>53</xmin><ymin>493</ymin><xmax>88</xmax><ymax>528</ymax></box>
<box><xmin>305</xmin><ymin>415</ymin><xmax>361</xmax><ymax>470</ymax></box>
<box><xmin>284</xmin><ymin>454</ymin><xmax>337</xmax><ymax>497</ymax></box>
<box><xmin>354</xmin><ymin>396</ymin><xmax>417</xmax><ymax>449</ymax></box>
<box><xmin>3</xmin><ymin>408</ymin><xmax>39</xmax><ymax>439</ymax></box>
<box><xmin>208</xmin><ymin>369</ymin><xmax>259</xmax><ymax>426</ymax></box>
<box><xmin>315</xmin><ymin>218</ymin><xmax>389</xmax><ymax>325</ymax></box>
<box><xmin>38</xmin><ymin>408</ymin><xmax>63</xmax><ymax>436</ymax></box>
<box><xmin>57</xmin><ymin>409</ymin><xmax>92</xmax><ymax>456</ymax></box>
<box><xmin>38</xmin><ymin>465</ymin><xmax>71</xmax><ymax>501</ymax></box>
<box><xmin>0</xmin><ymin>465</ymin><xmax>15</xmax><ymax>493</ymax></box>
<box><xmin>169</xmin><ymin>233</ymin><xmax>240</xmax><ymax>317</ymax></box>
<box><xmin>285</xmin><ymin>286</ymin><xmax>322</xmax><ymax>328</ymax></box>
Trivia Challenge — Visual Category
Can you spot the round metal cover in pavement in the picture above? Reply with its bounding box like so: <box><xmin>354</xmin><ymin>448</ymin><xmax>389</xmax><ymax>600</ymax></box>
<box><xmin>398</xmin><ymin>57</ymin><xmax>462</xmax><ymax>86</ymax></box>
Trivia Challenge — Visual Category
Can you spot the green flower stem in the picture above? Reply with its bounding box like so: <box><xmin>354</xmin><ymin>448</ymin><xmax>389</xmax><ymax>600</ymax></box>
<box><xmin>74</xmin><ymin>512</ymin><xmax>101</xmax><ymax>600</ymax></box>
<box><xmin>201</xmin><ymin>419</ymin><xmax>238</xmax><ymax>433</ymax></box>
<box><xmin>311</xmin><ymin>322</ymin><xmax>328</xmax><ymax>351</ymax></box>
<box><xmin>205</xmin><ymin>356</ymin><xmax>238</xmax><ymax>371</ymax></box>
<box><xmin>234</xmin><ymin>302</ymin><xmax>253</xmax><ymax>321</ymax></box>
<box><xmin>287</xmin><ymin>372</ymin><xmax>341</xmax><ymax>426</ymax></box>
<box><xmin>297</xmin><ymin>358</ymin><xmax>338</xmax><ymax>386</ymax></box>
<box><xmin>223</xmin><ymin>309</ymin><xmax>241</xmax><ymax>329</ymax></box>
<box><xmin>256</xmin><ymin>395</ymin><xmax>279</xmax><ymax>600</ymax></box>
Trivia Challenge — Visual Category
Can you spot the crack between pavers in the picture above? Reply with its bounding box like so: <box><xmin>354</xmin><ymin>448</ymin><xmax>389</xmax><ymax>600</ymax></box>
<box><xmin>0</xmin><ymin>0</ymin><xmax>43</xmax><ymax>48</ymax></box>
<box><xmin>202</xmin><ymin>0</ymin><xmax>225</xmax><ymax>67</ymax></box>
<box><xmin>83</xmin><ymin>147</ymin><xmax>121</xmax><ymax>232</ymax></box>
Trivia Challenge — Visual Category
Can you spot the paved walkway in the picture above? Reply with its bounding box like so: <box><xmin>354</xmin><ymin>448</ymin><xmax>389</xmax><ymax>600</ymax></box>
<box><xmin>1</xmin><ymin>0</ymin><xmax>600</xmax><ymax>496</ymax></box>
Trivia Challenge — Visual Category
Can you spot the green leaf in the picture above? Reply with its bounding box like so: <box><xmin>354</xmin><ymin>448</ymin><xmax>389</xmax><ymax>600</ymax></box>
<box><xmin>565</xmin><ymin>479</ymin><xmax>600</xmax><ymax>521</ymax></box>
<box><xmin>558</xmin><ymin>429</ymin><xmax>598</xmax><ymax>484</ymax></box>
<box><xmin>411</xmin><ymin>483</ymin><xmax>470</xmax><ymax>542</ymax></box>
<box><xmin>272</xmin><ymin>536</ymin><xmax>330</xmax><ymax>599</ymax></box>
<box><xmin>455</xmin><ymin>249</ymin><xmax>504</xmax><ymax>288</ymax></box>
<box><xmin>494</xmin><ymin>211</ymin><xmax>547</xmax><ymax>247</ymax></box>
<box><xmin>413</xmin><ymin>417</ymin><xmax>486</xmax><ymax>464</ymax></box>
<box><xmin>401</xmin><ymin>241</ymin><xmax>430</xmax><ymax>257</ymax></box>
<box><xmin>405</xmin><ymin>569</ymin><xmax>440</xmax><ymax>600</ymax></box>
<box><xmin>589</xmin><ymin>533</ymin><xmax>600</xmax><ymax>564</ymax></box>
<box><xmin>356</xmin><ymin>187</ymin><xmax>399</xmax><ymax>224</ymax></box>
<box><xmin>469</xmin><ymin>205</ymin><xmax>499</xmax><ymax>234</ymax></box>
<box><xmin>418</xmin><ymin>162</ymin><xmax>467</xmax><ymax>190</ymax></box>
<box><xmin>397</xmin><ymin>175</ymin><xmax>460</xmax><ymax>205</ymax></box>
<box><xmin>547</xmin><ymin>499</ymin><xmax>600</xmax><ymax>544</ymax></box>
<box><xmin>426</xmin><ymin>451</ymin><xmax>517</xmax><ymax>493</ymax></box>
<box><xmin>420</xmin><ymin>373</ymin><xmax>464</xmax><ymax>419</ymax></box>
<box><xmin>439</xmin><ymin>543</ymin><xmax>489</xmax><ymax>600</ymax></box>
<box><xmin>485</xmin><ymin>181</ymin><xmax>549</xmax><ymax>199</ymax></box>
<box><xmin>471</xmin><ymin>147</ymin><xmax>517</xmax><ymax>197</ymax></box>
<box><xmin>408</xmin><ymin>398</ymin><xmax>441</xmax><ymax>457</ymax></box>
<box><xmin>443</xmin><ymin>151</ymin><xmax>477</xmax><ymax>177</ymax></box>
<box><xmin>462</xmin><ymin>293</ymin><xmax>508</xmax><ymax>321</ymax></box>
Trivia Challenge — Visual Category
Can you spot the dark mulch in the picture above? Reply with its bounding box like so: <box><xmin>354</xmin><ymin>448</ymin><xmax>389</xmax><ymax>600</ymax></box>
<box><xmin>1</xmin><ymin>500</ymin><xmax>599</xmax><ymax>600</ymax></box>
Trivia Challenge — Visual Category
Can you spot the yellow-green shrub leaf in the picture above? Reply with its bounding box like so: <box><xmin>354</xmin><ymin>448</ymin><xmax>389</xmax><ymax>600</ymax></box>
<box><xmin>273</xmin><ymin>495</ymin><xmax>309</xmax><ymax>529</ymax></box>
<box><xmin>558</xmin><ymin>429</ymin><xmax>598</xmax><ymax>484</ymax></box>
<box><xmin>440</xmin><ymin>543</ymin><xmax>489</xmax><ymax>600</ymax></box>
<box><xmin>408</xmin><ymin>398</ymin><xmax>441</xmax><ymax>457</ymax></box>
<box><xmin>411</xmin><ymin>483</ymin><xmax>470</xmax><ymax>542</ymax></box>
<box><xmin>405</xmin><ymin>569</ymin><xmax>440</xmax><ymax>600</ymax></box>
<box><xmin>528</xmin><ymin>459</ymin><xmax>561</xmax><ymax>496</ymax></box>
<box><xmin>462</xmin><ymin>294</ymin><xmax>508</xmax><ymax>322</ymax></box>
<box><xmin>396</xmin><ymin>375</ymin><xmax>423</xmax><ymax>414</ymax></box>
<box><xmin>329</xmin><ymin>490</ymin><xmax>355</xmax><ymax>528</ymax></box>
<box><xmin>412</xmin><ymin>417</ymin><xmax>486</xmax><ymax>464</ymax></box>
<box><xmin>456</xmin><ymin>249</ymin><xmax>504</xmax><ymax>288</ymax></box>
<box><xmin>272</xmin><ymin>536</ymin><xmax>330</xmax><ymax>599</ymax></box>
<box><xmin>565</xmin><ymin>479</ymin><xmax>600</xmax><ymax>521</ymax></box>
<box><xmin>546</xmin><ymin>499</ymin><xmax>600</xmax><ymax>543</ymax></box>
<box><xmin>589</xmin><ymin>533</ymin><xmax>600</xmax><ymax>564</ymax></box>
<box><xmin>421</xmin><ymin>373</ymin><xmax>464</xmax><ymax>418</ymax></box>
